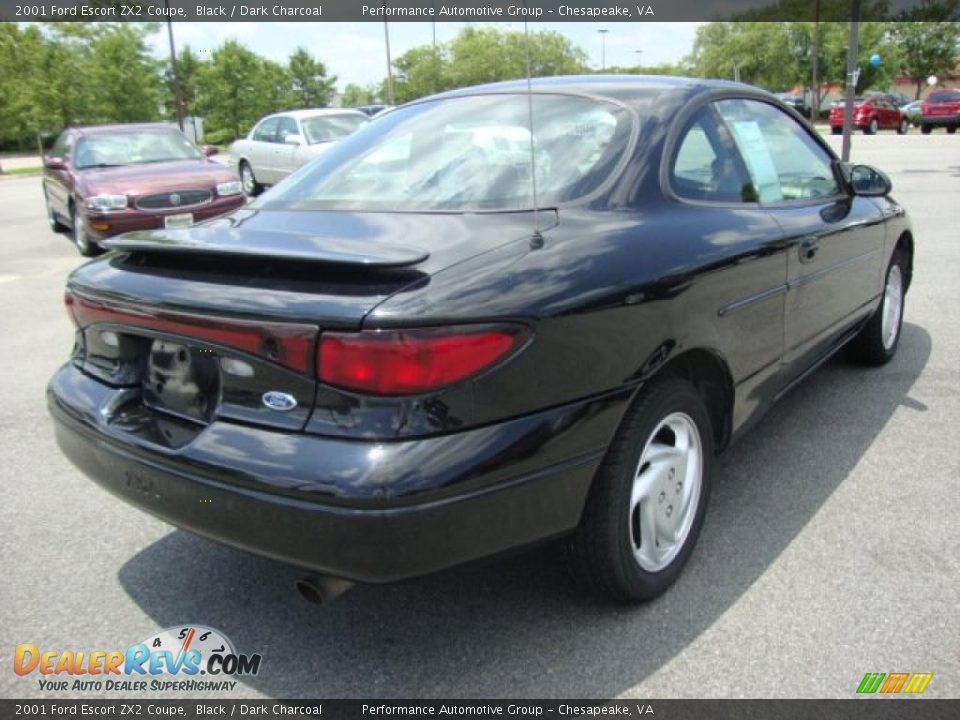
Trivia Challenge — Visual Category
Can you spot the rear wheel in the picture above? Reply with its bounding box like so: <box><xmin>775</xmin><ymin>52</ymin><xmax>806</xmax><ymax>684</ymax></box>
<box><xmin>71</xmin><ymin>203</ymin><xmax>99</xmax><ymax>257</ymax></box>
<box><xmin>921</xmin><ymin>124</ymin><xmax>932</xmax><ymax>135</ymax></box>
<box><xmin>239</xmin><ymin>161</ymin><xmax>262</xmax><ymax>196</ymax></box>
<box><xmin>849</xmin><ymin>251</ymin><xmax>906</xmax><ymax>365</ymax></box>
<box><xmin>897</xmin><ymin>118</ymin><xmax>909</xmax><ymax>135</ymax></box>
<box><xmin>566</xmin><ymin>377</ymin><xmax>713</xmax><ymax>602</ymax></box>
<box><xmin>948</xmin><ymin>126</ymin><xmax>957</xmax><ymax>135</ymax></box>
<box><xmin>864</xmin><ymin>117</ymin><xmax>879</xmax><ymax>135</ymax></box>
<box><xmin>831</xmin><ymin>126</ymin><xmax>842</xmax><ymax>135</ymax></box>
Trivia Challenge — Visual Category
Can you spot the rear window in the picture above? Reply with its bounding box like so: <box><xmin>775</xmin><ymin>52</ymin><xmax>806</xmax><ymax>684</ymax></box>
<box><xmin>928</xmin><ymin>90</ymin><xmax>960</xmax><ymax>102</ymax></box>
<box><xmin>260</xmin><ymin>94</ymin><xmax>633</xmax><ymax>212</ymax></box>
<box><xmin>301</xmin><ymin>114</ymin><xmax>369</xmax><ymax>144</ymax></box>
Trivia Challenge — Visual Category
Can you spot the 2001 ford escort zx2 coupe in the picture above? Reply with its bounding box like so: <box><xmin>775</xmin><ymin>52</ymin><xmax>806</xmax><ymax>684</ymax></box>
<box><xmin>48</xmin><ymin>76</ymin><xmax>913</xmax><ymax>602</ymax></box>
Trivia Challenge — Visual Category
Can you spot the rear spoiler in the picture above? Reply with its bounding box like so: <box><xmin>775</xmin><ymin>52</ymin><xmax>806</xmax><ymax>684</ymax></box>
<box><xmin>102</xmin><ymin>228</ymin><xmax>430</xmax><ymax>268</ymax></box>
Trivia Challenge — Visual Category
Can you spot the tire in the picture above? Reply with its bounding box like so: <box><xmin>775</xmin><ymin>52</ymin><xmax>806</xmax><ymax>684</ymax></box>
<box><xmin>566</xmin><ymin>377</ymin><xmax>714</xmax><ymax>602</ymax></box>
<box><xmin>44</xmin><ymin>188</ymin><xmax>67</xmax><ymax>232</ymax></box>
<box><xmin>897</xmin><ymin>118</ymin><xmax>909</xmax><ymax>135</ymax></box>
<box><xmin>831</xmin><ymin>126</ymin><xmax>842</xmax><ymax>135</ymax></box>
<box><xmin>921</xmin><ymin>124</ymin><xmax>932</xmax><ymax>135</ymax></box>
<box><xmin>864</xmin><ymin>117</ymin><xmax>878</xmax><ymax>135</ymax></box>
<box><xmin>71</xmin><ymin>203</ymin><xmax>100</xmax><ymax>257</ymax></box>
<box><xmin>948</xmin><ymin>127</ymin><xmax>957</xmax><ymax>135</ymax></box>
<box><xmin>239</xmin><ymin>161</ymin><xmax>262</xmax><ymax>196</ymax></box>
<box><xmin>849</xmin><ymin>250</ymin><xmax>907</xmax><ymax>365</ymax></box>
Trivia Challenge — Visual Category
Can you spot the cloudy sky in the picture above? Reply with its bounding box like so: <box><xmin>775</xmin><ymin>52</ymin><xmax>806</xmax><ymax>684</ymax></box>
<box><xmin>148</xmin><ymin>22</ymin><xmax>703</xmax><ymax>90</ymax></box>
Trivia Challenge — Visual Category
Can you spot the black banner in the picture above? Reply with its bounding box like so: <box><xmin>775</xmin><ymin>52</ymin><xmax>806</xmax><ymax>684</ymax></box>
<box><xmin>2</xmin><ymin>700</ymin><xmax>960</xmax><ymax>720</ymax></box>
<box><xmin>2</xmin><ymin>0</ymin><xmax>959</xmax><ymax>23</ymax></box>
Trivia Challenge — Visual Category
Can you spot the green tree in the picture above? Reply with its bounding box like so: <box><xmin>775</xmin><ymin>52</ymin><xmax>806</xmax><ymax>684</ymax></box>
<box><xmin>88</xmin><ymin>25</ymin><xmax>161</xmax><ymax>123</ymax></box>
<box><xmin>341</xmin><ymin>83</ymin><xmax>379</xmax><ymax>107</ymax></box>
<box><xmin>288</xmin><ymin>47</ymin><xmax>337</xmax><ymax>108</ymax></box>
<box><xmin>196</xmin><ymin>40</ymin><xmax>268</xmax><ymax>140</ymax></box>
<box><xmin>890</xmin><ymin>21</ymin><xmax>960</xmax><ymax>98</ymax></box>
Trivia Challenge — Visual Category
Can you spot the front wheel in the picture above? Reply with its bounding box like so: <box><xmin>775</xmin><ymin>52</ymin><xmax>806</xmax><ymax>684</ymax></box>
<box><xmin>864</xmin><ymin>118</ymin><xmax>879</xmax><ymax>135</ymax></box>
<box><xmin>831</xmin><ymin>126</ymin><xmax>842</xmax><ymax>135</ymax></box>
<box><xmin>849</xmin><ymin>251</ymin><xmax>906</xmax><ymax>365</ymax></box>
<box><xmin>44</xmin><ymin>189</ymin><xmax>67</xmax><ymax>232</ymax></box>
<box><xmin>71</xmin><ymin>203</ymin><xmax>100</xmax><ymax>257</ymax></box>
<box><xmin>566</xmin><ymin>377</ymin><xmax>713</xmax><ymax>602</ymax></box>
<box><xmin>948</xmin><ymin>126</ymin><xmax>957</xmax><ymax>135</ymax></box>
<box><xmin>897</xmin><ymin>118</ymin><xmax>909</xmax><ymax>135</ymax></box>
<box><xmin>921</xmin><ymin>124</ymin><xmax>932</xmax><ymax>135</ymax></box>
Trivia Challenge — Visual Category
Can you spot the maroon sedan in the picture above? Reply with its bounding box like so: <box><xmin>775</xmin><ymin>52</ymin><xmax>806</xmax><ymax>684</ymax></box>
<box><xmin>829</xmin><ymin>95</ymin><xmax>909</xmax><ymax>135</ymax></box>
<box><xmin>42</xmin><ymin>124</ymin><xmax>246</xmax><ymax>256</ymax></box>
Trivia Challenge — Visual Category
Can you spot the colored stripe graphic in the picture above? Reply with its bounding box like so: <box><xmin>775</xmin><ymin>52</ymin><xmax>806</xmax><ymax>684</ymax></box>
<box><xmin>880</xmin><ymin>672</ymin><xmax>909</xmax><ymax>693</ymax></box>
<box><xmin>903</xmin><ymin>673</ymin><xmax>933</xmax><ymax>694</ymax></box>
<box><xmin>857</xmin><ymin>673</ymin><xmax>886</xmax><ymax>694</ymax></box>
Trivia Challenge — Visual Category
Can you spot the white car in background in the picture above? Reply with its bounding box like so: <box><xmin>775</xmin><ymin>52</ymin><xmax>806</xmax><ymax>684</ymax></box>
<box><xmin>229</xmin><ymin>108</ymin><xmax>369</xmax><ymax>195</ymax></box>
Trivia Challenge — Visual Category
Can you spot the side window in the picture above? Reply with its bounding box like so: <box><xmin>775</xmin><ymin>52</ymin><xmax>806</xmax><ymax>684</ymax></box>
<box><xmin>277</xmin><ymin>117</ymin><xmax>299</xmax><ymax>141</ymax></box>
<box><xmin>253</xmin><ymin>117</ymin><xmax>279</xmax><ymax>143</ymax></box>
<box><xmin>670</xmin><ymin>107</ymin><xmax>755</xmax><ymax>203</ymax></box>
<box><xmin>715</xmin><ymin>99</ymin><xmax>840</xmax><ymax>203</ymax></box>
<box><xmin>50</xmin><ymin>133</ymin><xmax>70</xmax><ymax>159</ymax></box>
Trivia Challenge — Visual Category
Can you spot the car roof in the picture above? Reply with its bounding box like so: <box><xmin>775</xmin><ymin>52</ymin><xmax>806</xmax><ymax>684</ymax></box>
<box><xmin>427</xmin><ymin>74</ymin><xmax>768</xmax><ymax>104</ymax></box>
<box><xmin>269</xmin><ymin>108</ymin><xmax>368</xmax><ymax>120</ymax></box>
<box><xmin>69</xmin><ymin>123</ymin><xmax>182</xmax><ymax>137</ymax></box>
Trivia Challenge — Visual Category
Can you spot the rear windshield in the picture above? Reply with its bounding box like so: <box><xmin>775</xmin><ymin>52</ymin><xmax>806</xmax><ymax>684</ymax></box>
<box><xmin>301</xmin><ymin>114</ymin><xmax>369</xmax><ymax>144</ymax></box>
<box><xmin>259</xmin><ymin>93</ymin><xmax>634</xmax><ymax>212</ymax></box>
<box><xmin>928</xmin><ymin>90</ymin><xmax>960</xmax><ymax>102</ymax></box>
<box><xmin>74</xmin><ymin>131</ymin><xmax>201</xmax><ymax>169</ymax></box>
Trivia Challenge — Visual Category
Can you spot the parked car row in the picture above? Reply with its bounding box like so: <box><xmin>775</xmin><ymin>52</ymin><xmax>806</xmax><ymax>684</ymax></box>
<box><xmin>827</xmin><ymin>90</ymin><xmax>960</xmax><ymax>135</ymax></box>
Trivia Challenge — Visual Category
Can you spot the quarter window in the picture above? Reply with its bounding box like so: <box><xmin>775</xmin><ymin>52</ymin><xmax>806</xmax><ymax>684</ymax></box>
<box><xmin>670</xmin><ymin>108</ymin><xmax>755</xmax><ymax>203</ymax></box>
<box><xmin>715</xmin><ymin>99</ymin><xmax>840</xmax><ymax>203</ymax></box>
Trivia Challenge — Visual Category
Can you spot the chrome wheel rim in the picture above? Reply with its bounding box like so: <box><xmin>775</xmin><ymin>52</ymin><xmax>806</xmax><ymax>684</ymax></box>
<box><xmin>241</xmin><ymin>164</ymin><xmax>255</xmax><ymax>194</ymax></box>
<box><xmin>881</xmin><ymin>264</ymin><xmax>903</xmax><ymax>350</ymax></box>
<box><xmin>901</xmin><ymin>120</ymin><xmax>908</xmax><ymax>133</ymax></box>
<box><xmin>629</xmin><ymin>412</ymin><xmax>703</xmax><ymax>573</ymax></box>
<box><xmin>72</xmin><ymin>207</ymin><xmax>90</xmax><ymax>253</ymax></box>
<box><xmin>44</xmin><ymin>192</ymin><xmax>56</xmax><ymax>228</ymax></box>
<box><xmin>870</xmin><ymin>119</ymin><xmax>878</xmax><ymax>133</ymax></box>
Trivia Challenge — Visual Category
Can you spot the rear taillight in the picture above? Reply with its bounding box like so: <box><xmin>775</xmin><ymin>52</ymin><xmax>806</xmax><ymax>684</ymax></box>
<box><xmin>65</xmin><ymin>291</ymin><xmax>318</xmax><ymax>375</ymax></box>
<box><xmin>318</xmin><ymin>325</ymin><xmax>525</xmax><ymax>395</ymax></box>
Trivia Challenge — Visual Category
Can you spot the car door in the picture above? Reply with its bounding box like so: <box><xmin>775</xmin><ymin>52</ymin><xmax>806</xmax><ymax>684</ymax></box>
<box><xmin>249</xmin><ymin>117</ymin><xmax>280</xmax><ymax>184</ymax></box>
<box><xmin>43</xmin><ymin>131</ymin><xmax>74</xmax><ymax>217</ymax></box>
<box><xmin>273</xmin><ymin>116</ymin><xmax>302</xmax><ymax>180</ymax></box>
<box><xmin>714</xmin><ymin>98</ymin><xmax>886</xmax><ymax>381</ymax></box>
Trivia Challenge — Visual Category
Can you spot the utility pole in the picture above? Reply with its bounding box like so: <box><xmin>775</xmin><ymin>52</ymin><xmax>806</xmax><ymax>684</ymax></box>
<box><xmin>384</xmin><ymin>21</ymin><xmax>395</xmax><ymax>105</ymax></box>
<box><xmin>841</xmin><ymin>0</ymin><xmax>862</xmax><ymax>163</ymax></box>
<box><xmin>812</xmin><ymin>0</ymin><xmax>821</xmax><ymax>122</ymax></box>
<box><xmin>598</xmin><ymin>29</ymin><xmax>608</xmax><ymax>71</ymax></box>
<box><xmin>165</xmin><ymin>0</ymin><xmax>184</xmax><ymax>132</ymax></box>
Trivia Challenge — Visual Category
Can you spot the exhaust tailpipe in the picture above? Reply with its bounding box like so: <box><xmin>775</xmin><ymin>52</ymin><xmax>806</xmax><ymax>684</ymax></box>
<box><xmin>296</xmin><ymin>575</ymin><xmax>354</xmax><ymax>605</ymax></box>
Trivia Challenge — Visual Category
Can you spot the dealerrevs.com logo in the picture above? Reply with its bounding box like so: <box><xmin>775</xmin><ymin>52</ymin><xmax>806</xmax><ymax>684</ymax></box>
<box><xmin>14</xmin><ymin>625</ymin><xmax>262</xmax><ymax>693</ymax></box>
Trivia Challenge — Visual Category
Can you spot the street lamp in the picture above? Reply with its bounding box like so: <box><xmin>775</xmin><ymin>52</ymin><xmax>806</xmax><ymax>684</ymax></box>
<box><xmin>165</xmin><ymin>0</ymin><xmax>184</xmax><ymax>131</ymax></box>
<box><xmin>383</xmin><ymin>20</ymin><xmax>395</xmax><ymax>105</ymax></box>
<box><xmin>598</xmin><ymin>29</ymin><xmax>608</xmax><ymax>71</ymax></box>
<box><xmin>634</xmin><ymin>50</ymin><xmax>643</xmax><ymax>70</ymax></box>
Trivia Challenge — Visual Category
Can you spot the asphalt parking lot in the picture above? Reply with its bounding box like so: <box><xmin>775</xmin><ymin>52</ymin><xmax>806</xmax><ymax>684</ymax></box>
<box><xmin>1</xmin><ymin>132</ymin><xmax>958</xmax><ymax>700</ymax></box>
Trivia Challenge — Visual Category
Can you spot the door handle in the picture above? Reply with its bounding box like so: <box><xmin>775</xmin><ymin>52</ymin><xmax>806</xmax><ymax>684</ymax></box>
<box><xmin>799</xmin><ymin>237</ymin><xmax>819</xmax><ymax>264</ymax></box>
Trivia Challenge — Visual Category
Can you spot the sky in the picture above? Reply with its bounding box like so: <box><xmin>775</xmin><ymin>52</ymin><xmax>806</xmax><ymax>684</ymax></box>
<box><xmin>147</xmin><ymin>22</ymin><xmax>703</xmax><ymax>91</ymax></box>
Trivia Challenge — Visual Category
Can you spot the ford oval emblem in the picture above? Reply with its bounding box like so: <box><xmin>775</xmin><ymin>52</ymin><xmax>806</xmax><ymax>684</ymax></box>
<box><xmin>262</xmin><ymin>391</ymin><xmax>298</xmax><ymax>412</ymax></box>
<box><xmin>169</xmin><ymin>193</ymin><xmax>181</xmax><ymax>206</ymax></box>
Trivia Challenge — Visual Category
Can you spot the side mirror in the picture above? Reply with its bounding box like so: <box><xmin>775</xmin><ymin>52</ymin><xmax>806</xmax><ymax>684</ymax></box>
<box><xmin>44</xmin><ymin>156</ymin><xmax>67</xmax><ymax>171</ymax></box>
<box><xmin>283</xmin><ymin>133</ymin><xmax>305</xmax><ymax>146</ymax></box>
<box><xmin>201</xmin><ymin>145</ymin><xmax>219</xmax><ymax>157</ymax></box>
<box><xmin>849</xmin><ymin>164</ymin><xmax>892</xmax><ymax>196</ymax></box>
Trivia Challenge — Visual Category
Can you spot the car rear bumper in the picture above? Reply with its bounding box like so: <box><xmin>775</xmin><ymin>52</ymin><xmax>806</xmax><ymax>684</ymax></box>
<box><xmin>48</xmin><ymin>364</ymin><xmax>628</xmax><ymax>582</ymax></box>
<box><xmin>920</xmin><ymin>115</ymin><xmax>960</xmax><ymax>127</ymax></box>
<box><xmin>84</xmin><ymin>196</ymin><xmax>246</xmax><ymax>240</ymax></box>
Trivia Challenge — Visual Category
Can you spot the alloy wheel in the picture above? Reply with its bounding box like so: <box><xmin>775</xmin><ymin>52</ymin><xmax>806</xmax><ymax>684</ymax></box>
<box><xmin>72</xmin><ymin>206</ymin><xmax>91</xmax><ymax>255</ymax></box>
<box><xmin>629</xmin><ymin>412</ymin><xmax>703</xmax><ymax>573</ymax></box>
<box><xmin>241</xmin><ymin>164</ymin><xmax>256</xmax><ymax>195</ymax></box>
<box><xmin>881</xmin><ymin>264</ymin><xmax>903</xmax><ymax>350</ymax></box>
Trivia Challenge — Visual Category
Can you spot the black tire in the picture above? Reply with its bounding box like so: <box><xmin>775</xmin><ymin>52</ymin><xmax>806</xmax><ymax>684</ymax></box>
<box><xmin>44</xmin><ymin>188</ymin><xmax>68</xmax><ymax>232</ymax></box>
<box><xmin>831</xmin><ymin>126</ymin><xmax>842</xmax><ymax>135</ymax></box>
<box><xmin>71</xmin><ymin>202</ymin><xmax>100</xmax><ymax>257</ymax></box>
<box><xmin>239</xmin><ymin>161</ymin><xmax>262</xmax><ymax>196</ymax></box>
<box><xmin>849</xmin><ymin>250</ymin><xmax>907</xmax><ymax>365</ymax></box>
<box><xmin>864</xmin><ymin>117</ymin><xmax>878</xmax><ymax>135</ymax></box>
<box><xmin>897</xmin><ymin>118</ymin><xmax>909</xmax><ymax>135</ymax></box>
<box><xmin>948</xmin><ymin>126</ymin><xmax>957</xmax><ymax>135</ymax></box>
<box><xmin>566</xmin><ymin>377</ymin><xmax>714</xmax><ymax>602</ymax></box>
<box><xmin>921</xmin><ymin>124</ymin><xmax>932</xmax><ymax>135</ymax></box>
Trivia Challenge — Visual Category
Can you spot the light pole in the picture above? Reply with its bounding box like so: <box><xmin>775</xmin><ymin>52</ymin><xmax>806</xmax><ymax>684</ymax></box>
<box><xmin>383</xmin><ymin>20</ymin><xmax>395</xmax><ymax>105</ymax></box>
<box><xmin>841</xmin><ymin>0</ymin><xmax>862</xmax><ymax>163</ymax></box>
<box><xmin>634</xmin><ymin>50</ymin><xmax>643</xmax><ymax>70</ymax></box>
<box><xmin>165</xmin><ymin>0</ymin><xmax>184</xmax><ymax>131</ymax></box>
<box><xmin>598</xmin><ymin>29</ymin><xmax>608</xmax><ymax>71</ymax></box>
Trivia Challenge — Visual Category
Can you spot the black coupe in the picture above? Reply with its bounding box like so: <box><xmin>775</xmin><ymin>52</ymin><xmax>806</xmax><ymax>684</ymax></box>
<box><xmin>48</xmin><ymin>76</ymin><xmax>913</xmax><ymax>602</ymax></box>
